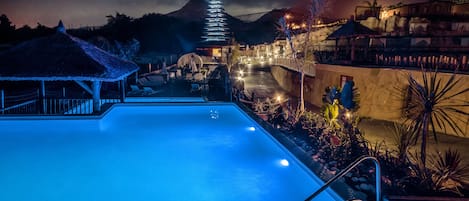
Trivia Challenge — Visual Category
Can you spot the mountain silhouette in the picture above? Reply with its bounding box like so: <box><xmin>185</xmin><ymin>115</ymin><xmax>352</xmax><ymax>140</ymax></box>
<box><xmin>4</xmin><ymin>0</ymin><xmax>294</xmax><ymax>53</ymax></box>
<box><xmin>167</xmin><ymin>0</ymin><xmax>207</xmax><ymax>22</ymax></box>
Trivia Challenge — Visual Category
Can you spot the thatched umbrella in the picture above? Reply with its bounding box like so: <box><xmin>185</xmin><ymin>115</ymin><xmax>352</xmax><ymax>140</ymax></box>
<box><xmin>327</xmin><ymin>20</ymin><xmax>379</xmax><ymax>62</ymax></box>
<box><xmin>0</xmin><ymin>21</ymin><xmax>139</xmax><ymax>113</ymax></box>
<box><xmin>177</xmin><ymin>52</ymin><xmax>204</xmax><ymax>70</ymax></box>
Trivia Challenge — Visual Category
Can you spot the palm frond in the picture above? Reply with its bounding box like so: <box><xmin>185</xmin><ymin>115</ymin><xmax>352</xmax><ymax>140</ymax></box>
<box><xmin>428</xmin><ymin>149</ymin><xmax>469</xmax><ymax>196</ymax></box>
<box><xmin>402</xmin><ymin>68</ymin><xmax>469</xmax><ymax>168</ymax></box>
<box><xmin>431</xmin><ymin>109</ymin><xmax>447</xmax><ymax>134</ymax></box>
<box><xmin>437</xmin><ymin>109</ymin><xmax>466</xmax><ymax>135</ymax></box>
<box><xmin>434</xmin><ymin>74</ymin><xmax>458</xmax><ymax>101</ymax></box>
<box><xmin>440</xmin><ymin>86</ymin><xmax>469</xmax><ymax>101</ymax></box>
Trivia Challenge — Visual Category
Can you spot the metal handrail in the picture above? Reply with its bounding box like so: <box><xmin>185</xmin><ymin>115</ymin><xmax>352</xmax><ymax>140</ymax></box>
<box><xmin>304</xmin><ymin>156</ymin><xmax>381</xmax><ymax>201</ymax></box>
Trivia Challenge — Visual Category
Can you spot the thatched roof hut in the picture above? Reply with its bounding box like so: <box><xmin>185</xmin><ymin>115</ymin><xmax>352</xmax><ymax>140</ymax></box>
<box><xmin>327</xmin><ymin>20</ymin><xmax>379</xmax><ymax>62</ymax></box>
<box><xmin>327</xmin><ymin>20</ymin><xmax>378</xmax><ymax>40</ymax></box>
<box><xmin>0</xmin><ymin>23</ymin><xmax>138</xmax><ymax>81</ymax></box>
<box><xmin>0</xmin><ymin>21</ymin><xmax>139</xmax><ymax>113</ymax></box>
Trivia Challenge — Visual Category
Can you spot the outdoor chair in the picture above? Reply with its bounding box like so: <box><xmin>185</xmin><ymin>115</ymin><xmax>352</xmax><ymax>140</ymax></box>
<box><xmin>138</xmin><ymin>75</ymin><xmax>166</xmax><ymax>87</ymax></box>
<box><xmin>142</xmin><ymin>87</ymin><xmax>155</xmax><ymax>95</ymax></box>
<box><xmin>127</xmin><ymin>85</ymin><xmax>142</xmax><ymax>96</ymax></box>
<box><xmin>130</xmin><ymin>85</ymin><xmax>140</xmax><ymax>91</ymax></box>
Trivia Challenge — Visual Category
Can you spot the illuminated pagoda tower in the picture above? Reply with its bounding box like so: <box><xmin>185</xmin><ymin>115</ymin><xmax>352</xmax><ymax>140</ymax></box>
<box><xmin>202</xmin><ymin>0</ymin><xmax>229</xmax><ymax>43</ymax></box>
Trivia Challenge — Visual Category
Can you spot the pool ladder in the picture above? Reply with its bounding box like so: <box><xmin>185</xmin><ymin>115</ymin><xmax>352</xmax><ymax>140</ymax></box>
<box><xmin>304</xmin><ymin>156</ymin><xmax>381</xmax><ymax>201</ymax></box>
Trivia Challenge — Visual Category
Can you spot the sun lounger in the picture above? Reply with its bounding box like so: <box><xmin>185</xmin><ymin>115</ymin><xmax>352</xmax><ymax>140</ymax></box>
<box><xmin>130</xmin><ymin>85</ymin><xmax>140</xmax><ymax>91</ymax></box>
<box><xmin>143</xmin><ymin>87</ymin><xmax>163</xmax><ymax>95</ymax></box>
<box><xmin>138</xmin><ymin>75</ymin><xmax>166</xmax><ymax>87</ymax></box>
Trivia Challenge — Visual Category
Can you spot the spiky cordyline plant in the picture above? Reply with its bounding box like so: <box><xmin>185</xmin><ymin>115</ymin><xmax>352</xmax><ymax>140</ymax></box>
<box><xmin>391</xmin><ymin>122</ymin><xmax>416</xmax><ymax>163</ymax></box>
<box><xmin>428</xmin><ymin>149</ymin><xmax>469</xmax><ymax>196</ymax></box>
<box><xmin>403</xmin><ymin>67</ymin><xmax>469</xmax><ymax>169</ymax></box>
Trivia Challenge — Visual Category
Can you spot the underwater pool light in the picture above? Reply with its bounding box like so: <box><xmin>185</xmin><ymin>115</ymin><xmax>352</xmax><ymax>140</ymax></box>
<box><xmin>280</xmin><ymin>159</ymin><xmax>289</xmax><ymax>167</ymax></box>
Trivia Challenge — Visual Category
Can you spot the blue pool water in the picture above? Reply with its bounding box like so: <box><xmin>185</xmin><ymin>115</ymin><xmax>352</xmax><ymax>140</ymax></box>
<box><xmin>0</xmin><ymin>103</ymin><xmax>342</xmax><ymax>201</ymax></box>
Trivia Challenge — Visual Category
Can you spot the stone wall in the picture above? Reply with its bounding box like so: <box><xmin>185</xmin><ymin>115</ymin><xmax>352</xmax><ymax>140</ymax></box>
<box><xmin>271</xmin><ymin>64</ymin><xmax>469</xmax><ymax>137</ymax></box>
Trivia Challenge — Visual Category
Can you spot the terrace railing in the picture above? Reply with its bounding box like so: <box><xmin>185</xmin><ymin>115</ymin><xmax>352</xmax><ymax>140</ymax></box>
<box><xmin>271</xmin><ymin>58</ymin><xmax>316</xmax><ymax>77</ymax></box>
<box><xmin>1</xmin><ymin>100</ymin><xmax>38</xmax><ymax>114</ymax></box>
<box><xmin>313</xmin><ymin>47</ymin><xmax>469</xmax><ymax>73</ymax></box>
<box><xmin>1</xmin><ymin>89</ymin><xmax>39</xmax><ymax>114</ymax></box>
<box><xmin>44</xmin><ymin>98</ymin><xmax>120</xmax><ymax>115</ymax></box>
<box><xmin>1</xmin><ymin>97</ymin><xmax>120</xmax><ymax>115</ymax></box>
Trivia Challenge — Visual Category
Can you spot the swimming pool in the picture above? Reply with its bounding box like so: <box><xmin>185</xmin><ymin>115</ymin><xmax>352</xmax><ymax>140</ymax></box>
<box><xmin>0</xmin><ymin>103</ymin><xmax>342</xmax><ymax>201</ymax></box>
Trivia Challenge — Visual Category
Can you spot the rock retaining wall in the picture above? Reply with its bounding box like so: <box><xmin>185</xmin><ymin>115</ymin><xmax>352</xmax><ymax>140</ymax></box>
<box><xmin>271</xmin><ymin>64</ymin><xmax>469</xmax><ymax>137</ymax></box>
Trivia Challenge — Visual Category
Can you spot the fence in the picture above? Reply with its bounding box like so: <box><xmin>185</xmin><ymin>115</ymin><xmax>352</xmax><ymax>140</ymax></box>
<box><xmin>1</xmin><ymin>100</ymin><xmax>38</xmax><ymax>114</ymax></box>
<box><xmin>1</xmin><ymin>89</ymin><xmax>120</xmax><ymax>115</ymax></box>
<box><xmin>313</xmin><ymin>48</ymin><xmax>469</xmax><ymax>72</ymax></box>
<box><xmin>1</xmin><ymin>89</ymin><xmax>39</xmax><ymax>114</ymax></box>
<box><xmin>272</xmin><ymin>58</ymin><xmax>316</xmax><ymax>77</ymax></box>
<box><xmin>374</xmin><ymin>54</ymin><xmax>469</xmax><ymax>71</ymax></box>
<box><xmin>44</xmin><ymin>98</ymin><xmax>120</xmax><ymax>115</ymax></box>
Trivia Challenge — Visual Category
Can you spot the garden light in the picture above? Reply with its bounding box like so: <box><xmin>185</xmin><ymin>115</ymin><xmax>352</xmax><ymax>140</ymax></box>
<box><xmin>345</xmin><ymin>111</ymin><xmax>352</xmax><ymax>119</ymax></box>
<box><xmin>276</xmin><ymin>95</ymin><xmax>282</xmax><ymax>102</ymax></box>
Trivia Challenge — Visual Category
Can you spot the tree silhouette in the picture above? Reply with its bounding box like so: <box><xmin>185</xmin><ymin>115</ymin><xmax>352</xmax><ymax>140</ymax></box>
<box><xmin>102</xmin><ymin>12</ymin><xmax>134</xmax><ymax>41</ymax></box>
<box><xmin>0</xmin><ymin>14</ymin><xmax>15</xmax><ymax>43</ymax></box>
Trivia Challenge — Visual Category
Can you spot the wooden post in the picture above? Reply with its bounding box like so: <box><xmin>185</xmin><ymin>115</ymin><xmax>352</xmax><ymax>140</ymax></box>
<box><xmin>120</xmin><ymin>79</ymin><xmax>126</xmax><ymax>103</ymax></box>
<box><xmin>40</xmin><ymin>80</ymin><xmax>46</xmax><ymax>114</ymax></box>
<box><xmin>1</xmin><ymin>89</ymin><xmax>4</xmax><ymax>114</ymax></box>
<box><xmin>461</xmin><ymin>55</ymin><xmax>467</xmax><ymax>70</ymax></box>
<box><xmin>92</xmin><ymin>81</ymin><xmax>101</xmax><ymax>113</ymax></box>
<box><xmin>334</xmin><ymin>39</ymin><xmax>338</xmax><ymax>60</ymax></box>
<box><xmin>350</xmin><ymin>38</ymin><xmax>355</xmax><ymax>62</ymax></box>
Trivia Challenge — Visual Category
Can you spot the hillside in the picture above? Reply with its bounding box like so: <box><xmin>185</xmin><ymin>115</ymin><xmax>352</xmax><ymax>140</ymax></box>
<box><xmin>3</xmin><ymin>0</ymin><xmax>292</xmax><ymax>53</ymax></box>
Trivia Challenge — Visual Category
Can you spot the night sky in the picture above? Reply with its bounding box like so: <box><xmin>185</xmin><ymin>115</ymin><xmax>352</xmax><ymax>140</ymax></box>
<box><xmin>1</xmin><ymin>0</ymin><xmax>422</xmax><ymax>28</ymax></box>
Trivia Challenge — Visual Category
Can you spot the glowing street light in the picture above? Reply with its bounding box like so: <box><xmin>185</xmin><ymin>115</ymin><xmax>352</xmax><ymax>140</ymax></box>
<box><xmin>276</xmin><ymin>95</ymin><xmax>282</xmax><ymax>103</ymax></box>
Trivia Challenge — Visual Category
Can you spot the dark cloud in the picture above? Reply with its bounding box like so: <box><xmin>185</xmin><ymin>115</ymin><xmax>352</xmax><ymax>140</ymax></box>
<box><xmin>225</xmin><ymin>0</ymin><xmax>290</xmax><ymax>8</ymax></box>
<box><xmin>0</xmin><ymin>0</ymin><xmax>421</xmax><ymax>27</ymax></box>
